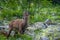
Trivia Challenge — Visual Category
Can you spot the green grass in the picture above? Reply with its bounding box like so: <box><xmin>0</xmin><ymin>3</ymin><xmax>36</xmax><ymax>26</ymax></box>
<box><xmin>0</xmin><ymin>34</ymin><xmax>32</xmax><ymax>40</ymax></box>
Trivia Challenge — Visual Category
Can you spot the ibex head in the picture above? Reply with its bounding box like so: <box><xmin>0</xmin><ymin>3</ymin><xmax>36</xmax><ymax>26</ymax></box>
<box><xmin>23</xmin><ymin>11</ymin><xmax>29</xmax><ymax>20</ymax></box>
<box><xmin>24</xmin><ymin>10</ymin><xmax>30</xmax><ymax>16</ymax></box>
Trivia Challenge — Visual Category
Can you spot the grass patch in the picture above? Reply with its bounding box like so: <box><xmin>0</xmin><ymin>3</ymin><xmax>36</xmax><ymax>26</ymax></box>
<box><xmin>34</xmin><ymin>29</ymin><xmax>42</xmax><ymax>34</ymax></box>
<box><xmin>0</xmin><ymin>34</ymin><xmax>32</xmax><ymax>40</ymax></box>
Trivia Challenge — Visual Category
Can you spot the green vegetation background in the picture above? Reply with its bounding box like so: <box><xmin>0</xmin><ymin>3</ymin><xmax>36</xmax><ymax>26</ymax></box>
<box><xmin>0</xmin><ymin>0</ymin><xmax>60</xmax><ymax>23</ymax></box>
<box><xmin>0</xmin><ymin>0</ymin><xmax>60</xmax><ymax>40</ymax></box>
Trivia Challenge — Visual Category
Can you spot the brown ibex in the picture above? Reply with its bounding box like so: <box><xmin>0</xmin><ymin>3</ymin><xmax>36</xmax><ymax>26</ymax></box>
<box><xmin>3</xmin><ymin>11</ymin><xmax>29</xmax><ymax>38</ymax></box>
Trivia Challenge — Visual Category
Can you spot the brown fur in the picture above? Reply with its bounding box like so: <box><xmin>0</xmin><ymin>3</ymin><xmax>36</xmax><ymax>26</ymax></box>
<box><xmin>3</xmin><ymin>11</ymin><xmax>29</xmax><ymax>38</ymax></box>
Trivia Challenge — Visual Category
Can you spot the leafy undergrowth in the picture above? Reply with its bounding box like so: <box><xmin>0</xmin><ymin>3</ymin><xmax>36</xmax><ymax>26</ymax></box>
<box><xmin>0</xmin><ymin>34</ymin><xmax>32</xmax><ymax>40</ymax></box>
<box><xmin>34</xmin><ymin>29</ymin><xmax>43</xmax><ymax>34</ymax></box>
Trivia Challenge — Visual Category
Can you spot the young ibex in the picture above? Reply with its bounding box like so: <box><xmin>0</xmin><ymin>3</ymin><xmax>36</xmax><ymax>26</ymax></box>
<box><xmin>6</xmin><ymin>11</ymin><xmax>29</xmax><ymax>38</ymax></box>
